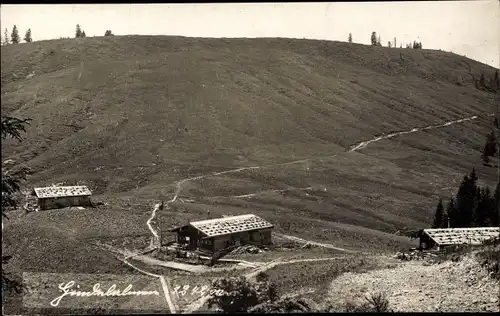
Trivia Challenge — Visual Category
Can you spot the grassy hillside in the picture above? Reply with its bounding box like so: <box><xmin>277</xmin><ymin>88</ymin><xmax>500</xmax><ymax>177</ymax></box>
<box><xmin>1</xmin><ymin>36</ymin><xmax>499</xmax><ymax>275</ymax></box>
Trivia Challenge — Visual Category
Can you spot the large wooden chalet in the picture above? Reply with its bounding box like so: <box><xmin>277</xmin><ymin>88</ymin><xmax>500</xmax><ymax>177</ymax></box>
<box><xmin>170</xmin><ymin>214</ymin><xmax>274</xmax><ymax>253</ymax></box>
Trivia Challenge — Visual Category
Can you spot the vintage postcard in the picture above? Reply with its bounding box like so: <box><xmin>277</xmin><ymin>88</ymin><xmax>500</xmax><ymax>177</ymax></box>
<box><xmin>1</xmin><ymin>2</ymin><xmax>499</xmax><ymax>314</ymax></box>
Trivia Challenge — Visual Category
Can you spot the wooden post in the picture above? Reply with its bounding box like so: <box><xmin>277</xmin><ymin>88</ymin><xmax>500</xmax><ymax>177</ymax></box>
<box><xmin>159</xmin><ymin>211</ymin><xmax>162</xmax><ymax>247</ymax></box>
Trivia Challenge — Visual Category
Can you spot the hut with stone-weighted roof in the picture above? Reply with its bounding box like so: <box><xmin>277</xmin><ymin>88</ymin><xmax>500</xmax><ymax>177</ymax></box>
<box><xmin>170</xmin><ymin>214</ymin><xmax>274</xmax><ymax>253</ymax></box>
<box><xmin>418</xmin><ymin>227</ymin><xmax>500</xmax><ymax>250</ymax></box>
<box><xmin>33</xmin><ymin>185</ymin><xmax>92</xmax><ymax>210</ymax></box>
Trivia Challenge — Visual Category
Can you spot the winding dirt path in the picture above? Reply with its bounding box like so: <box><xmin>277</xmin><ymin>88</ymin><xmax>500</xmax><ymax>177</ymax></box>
<box><xmin>182</xmin><ymin>254</ymin><xmax>386</xmax><ymax>313</ymax></box>
<box><xmin>146</xmin><ymin>203</ymin><xmax>162</xmax><ymax>249</ymax></box>
<box><xmin>178</xmin><ymin>113</ymin><xmax>493</xmax><ymax>313</ymax></box>
<box><xmin>183</xmin><ymin>257</ymin><xmax>286</xmax><ymax>313</ymax></box>
<box><xmin>120</xmin><ymin>258</ymin><xmax>177</xmax><ymax>314</ymax></box>
<box><xmin>273</xmin><ymin>233</ymin><xmax>358</xmax><ymax>253</ymax></box>
<box><xmin>158</xmin><ymin>114</ymin><xmax>491</xmax><ymax>218</ymax></box>
<box><xmin>128</xmin><ymin>113</ymin><xmax>493</xmax><ymax>313</ymax></box>
<box><xmin>348</xmin><ymin>115</ymin><xmax>482</xmax><ymax>152</ymax></box>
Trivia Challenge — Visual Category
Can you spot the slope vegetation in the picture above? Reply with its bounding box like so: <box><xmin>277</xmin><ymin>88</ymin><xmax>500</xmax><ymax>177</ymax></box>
<box><xmin>1</xmin><ymin>36</ymin><xmax>499</xmax><ymax>274</ymax></box>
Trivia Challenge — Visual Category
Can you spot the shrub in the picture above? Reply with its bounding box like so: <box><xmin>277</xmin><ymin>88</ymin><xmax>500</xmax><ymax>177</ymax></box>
<box><xmin>256</xmin><ymin>271</ymin><xmax>269</xmax><ymax>283</ymax></box>
<box><xmin>1</xmin><ymin>256</ymin><xmax>23</xmax><ymax>302</ymax></box>
<box><xmin>205</xmin><ymin>272</ymin><xmax>321</xmax><ymax>313</ymax></box>
<box><xmin>249</xmin><ymin>297</ymin><xmax>314</xmax><ymax>313</ymax></box>
<box><xmin>207</xmin><ymin>276</ymin><xmax>278</xmax><ymax>313</ymax></box>
<box><xmin>366</xmin><ymin>292</ymin><xmax>391</xmax><ymax>312</ymax></box>
<box><xmin>476</xmin><ymin>247</ymin><xmax>500</xmax><ymax>280</ymax></box>
<box><xmin>344</xmin><ymin>292</ymin><xmax>392</xmax><ymax>313</ymax></box>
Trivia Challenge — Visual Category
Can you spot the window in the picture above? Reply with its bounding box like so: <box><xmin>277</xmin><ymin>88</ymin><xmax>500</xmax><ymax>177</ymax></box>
<box><xmin>250</xmin><ymin>231</ymin><xmax>260</xmax><ymax>242</ymax></box>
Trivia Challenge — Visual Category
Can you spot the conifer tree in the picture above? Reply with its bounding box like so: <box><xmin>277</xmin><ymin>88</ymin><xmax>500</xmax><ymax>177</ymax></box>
<box><xmin>23</xmin><ymin>28</ymin><xmax>32</xmax><ymax>43</ymax></box>
<box><xmin>2</xmin><ymin>115</ymin><xmax>31</xmax><ymax>297</ymax></box>
<box><xmin>445</xmin><ymin>197</ymin><xmax>455</xmax><ymax>228</ymax></box>
<box><xmin>370</xmin><ymin>32</ymin><xmax>377</xmax><ymax>46</ymax></box>
<box><xmin>474</xmin><ymin>187</ymin><xmax>492</xmax><ymax>226</ymax></box>
<box><xmin>432</xmin><ymin>199</ymin><xmax>445</xmax><ymax>228</ymax></box>
<box><xmin>482</xmin><ymin>131</ymin><xmax>497</xmax><ymax>164</ymax></box>
<box><xmin>75</xmin><ymin>24</ymin><xmax>82</xmax><ymax>38</ymax></box>
<box><xmin>454</xmin><ymin>169</ymin><xmax>478</xmax><ymax>227</ymax></box>
<box><xmin>10</xmin><ymin>25</ymin><xmax>19</xmax><ymax>44</ymax></box>
<box><xmin>437</xmin><ymin>172</ymin><xmax>498</xmax><ymax>228</ymax></box>
<box><xmin>3</xmin><ymin>28</ymin><xmax>9</xmax><ymax>45</ymax></box>
<box><xmin>348</xmin><ymin>33</ymin><xmax>352</xmax><ymax>43</ymax></box>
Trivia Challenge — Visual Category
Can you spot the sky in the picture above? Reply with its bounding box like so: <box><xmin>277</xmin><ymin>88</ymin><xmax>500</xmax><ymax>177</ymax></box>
<box><xmin>1</xmin><ymin>2</ymin><xmax>499</xmax><ymax>68</ymax></box>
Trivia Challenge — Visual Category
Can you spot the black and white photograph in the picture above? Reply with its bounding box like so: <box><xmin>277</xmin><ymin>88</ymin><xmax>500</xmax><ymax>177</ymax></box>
<box><xmin>1</xmin><ymin>1</ymin><xmax>499</xmax><ymax>314</ymax></box>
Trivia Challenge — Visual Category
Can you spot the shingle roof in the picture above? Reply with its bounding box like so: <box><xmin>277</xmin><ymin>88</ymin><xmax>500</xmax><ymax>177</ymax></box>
<box><xmin>33</xmin><ymin>186</ymin><xmax>92</xmax><ymax>199</ymax></box>
<box><xmin>173</xmin><ymin>214</ymin><xmax>273</xmax><ymax>238</ymax></box>
<box><xmin>423</xmin><ymin>227</ymin><xmax>499</xmax><ymax>246</ymax></box>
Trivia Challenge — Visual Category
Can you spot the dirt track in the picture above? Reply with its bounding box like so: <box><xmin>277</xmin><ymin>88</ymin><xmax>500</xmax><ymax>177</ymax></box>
<box><xmin>145</xmin><ymin>113</ymin><xmax>492</xmax><ymax>254</ymax></box>
<box><xmin>137</xmin><ymin>112</ymin><xmax>496</xmax><ymax>314</ymax></box>
<box><xmin>273</xmin><ymin>233</ymin><xmax>357</xmax><ymax>253</ymax></box>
